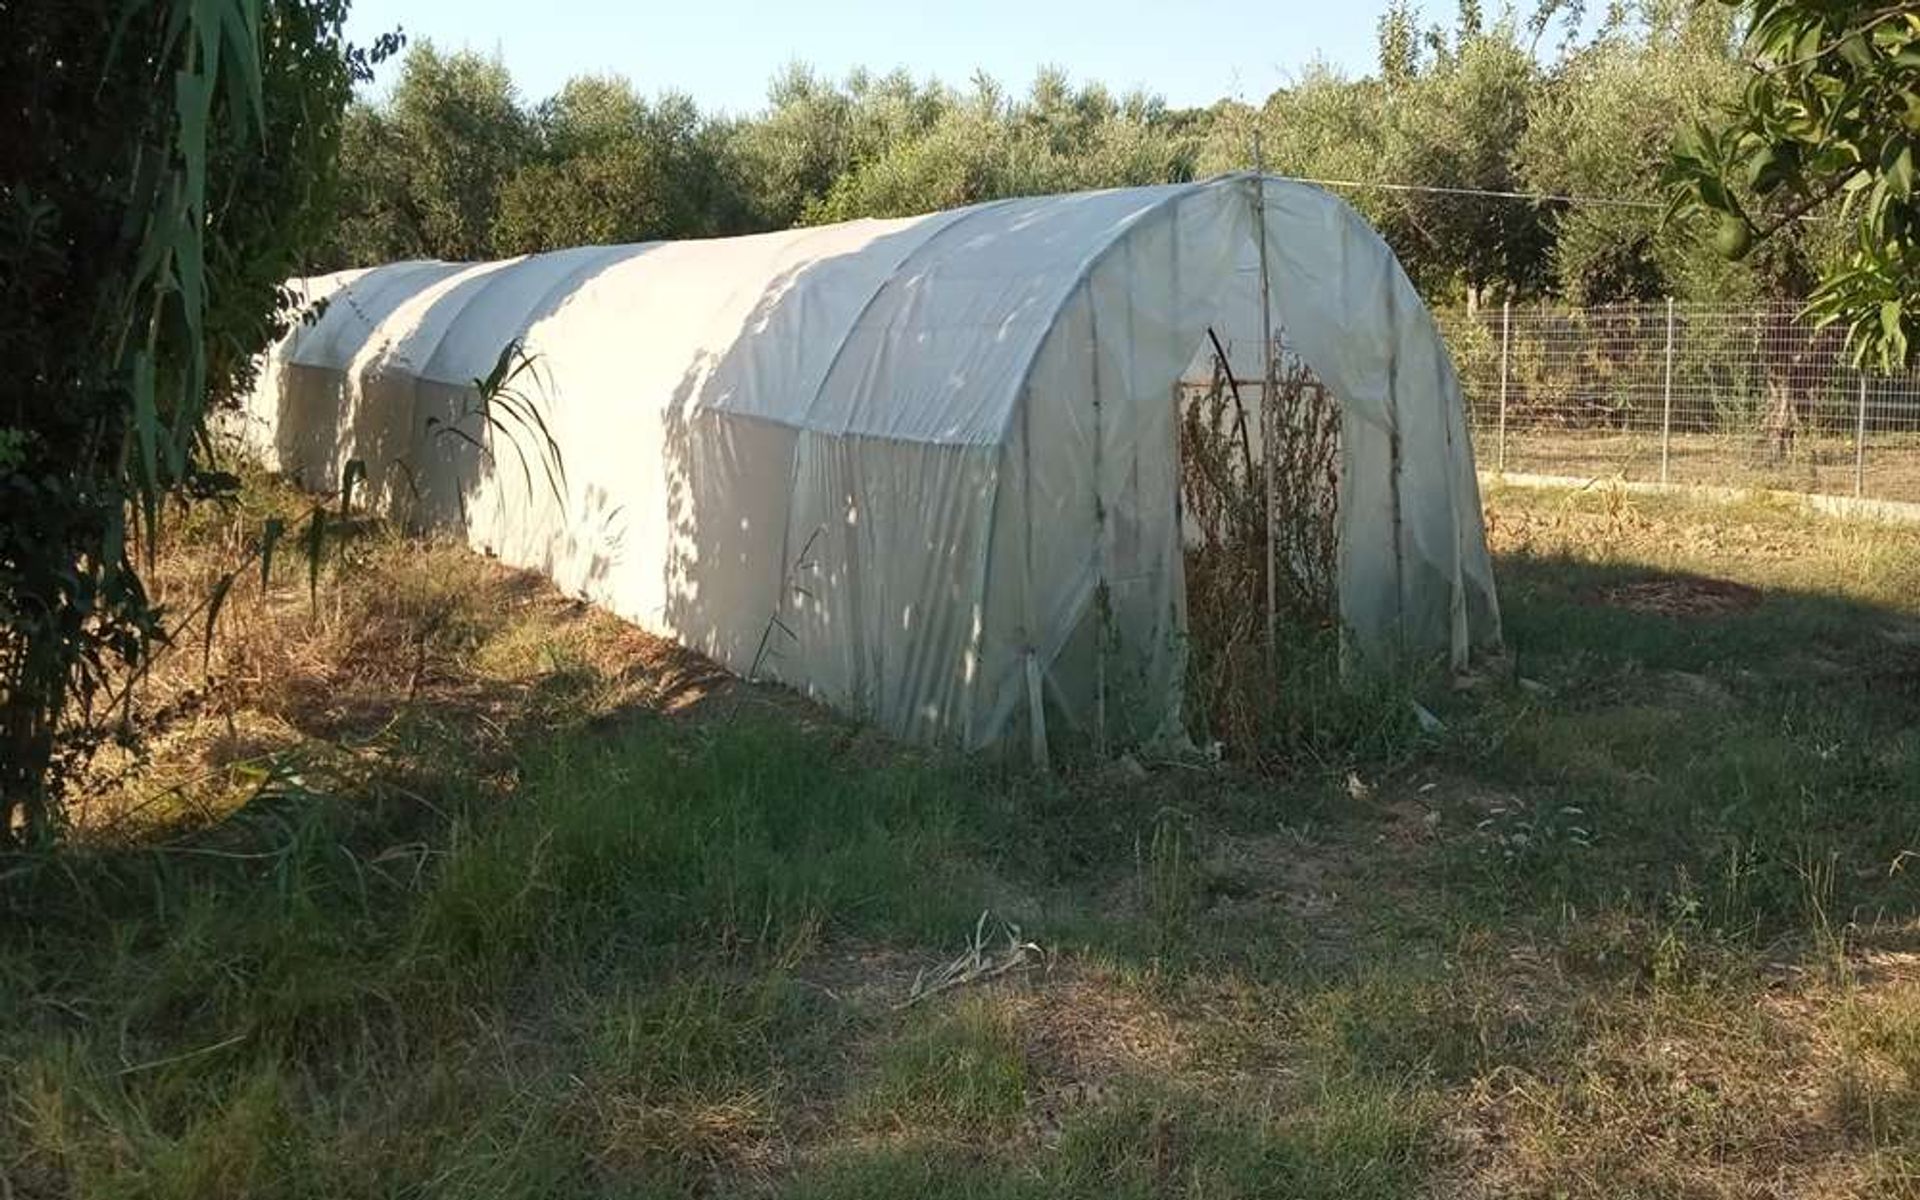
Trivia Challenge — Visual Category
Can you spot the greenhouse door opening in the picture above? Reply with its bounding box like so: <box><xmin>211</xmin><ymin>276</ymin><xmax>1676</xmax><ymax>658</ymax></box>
<box><xmin>1173</xmin><ymin>330</ymin><xmax>1342</xmax><ymax>755</ymax></box>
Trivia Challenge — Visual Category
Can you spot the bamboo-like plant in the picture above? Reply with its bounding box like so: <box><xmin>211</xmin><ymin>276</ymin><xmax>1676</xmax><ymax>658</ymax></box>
<box><xmin>0</xmin><ymin>2</ymin><xmax>386</xmax><ymax>843</ymax></box>
<box><xmin>427</xmin><ymin>338</ymin><xmax>569</xmax><ymax>508</ymax></box>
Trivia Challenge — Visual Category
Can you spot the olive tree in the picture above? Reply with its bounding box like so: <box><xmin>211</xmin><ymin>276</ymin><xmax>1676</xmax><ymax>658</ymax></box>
<box><xmin>493</xmin><ymin>79</ymin><xmax>752</xmax><ymax>253</ymax></box>
<box><xmin>328</xmin><ymin>42</ymin><xmax>529</xmax><ymax>265</ymax></box>
<box><xmin>1668</xmin><ymin>0</ymin><xmax>1920</xmax><ymax>368</ymax></box>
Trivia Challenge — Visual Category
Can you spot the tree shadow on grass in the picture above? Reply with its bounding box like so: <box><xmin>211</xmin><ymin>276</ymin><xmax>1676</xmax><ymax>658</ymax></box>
<box><xmin>1418</xmin><ymin>549</ymin><xmax>1920</xmax><ymax>992</ymax></box>
<box><xmin>1494</xmin><ymin>549</ymin><xmax>1920</xmax><ymax>698</ymax></box>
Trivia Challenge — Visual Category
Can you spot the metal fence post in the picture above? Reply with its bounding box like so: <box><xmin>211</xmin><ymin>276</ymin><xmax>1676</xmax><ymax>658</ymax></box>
<box><xmin>1660</xmin><ymin>298</ymin><xmax>1676</xmax><ymax>486</ymax></box>
<box><xmin>1855</xmin><ymin>372</ymin><xmax>1869</xmax><ymax>498</ymax></box>
<box><xmin>1497</xmin><ymin>300</ymin><xmax>1510</xmax><ymax>473</ymax></box>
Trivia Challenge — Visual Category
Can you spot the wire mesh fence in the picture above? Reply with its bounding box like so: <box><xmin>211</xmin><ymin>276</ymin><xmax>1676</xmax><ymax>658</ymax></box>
<box><xmin>1438</xmin><ymin>301</ymin><xmax>1920</xmax><ymax>505</ymax></box>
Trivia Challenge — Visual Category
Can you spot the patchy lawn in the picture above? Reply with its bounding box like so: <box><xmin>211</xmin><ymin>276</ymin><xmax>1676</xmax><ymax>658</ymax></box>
<box><xmin>1491</xmin><ymin>428</ymin><xmax>1920</xmax><ymax>505</ymax></box>
<box><xmin>3</xmin><ymin>477</ymin><xmax>1918</xmax><ymax>1198</ymax></box>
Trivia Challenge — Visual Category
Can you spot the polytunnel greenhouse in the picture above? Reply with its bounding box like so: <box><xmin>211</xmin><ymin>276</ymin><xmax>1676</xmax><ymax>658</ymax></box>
<box><xmin>239</xmin><ymin>173</ymin><xmax>1501</xmax><ymax>756</ymax></box>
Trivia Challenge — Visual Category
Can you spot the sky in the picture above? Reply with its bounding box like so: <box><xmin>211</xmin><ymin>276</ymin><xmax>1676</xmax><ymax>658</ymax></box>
<box><xmin>341</xmin><ymin>0</ymin><xmax>1400</xmax><ymax>114</ymax></box>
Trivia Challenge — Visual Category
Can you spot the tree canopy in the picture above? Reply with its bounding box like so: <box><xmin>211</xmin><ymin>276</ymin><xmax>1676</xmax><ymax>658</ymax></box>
<box><xmin>1668</xmin><ymin>0</ymin><xmax>1920</xmax><ymax>369</ymax></box>
<box><xmin>323</xmin><ymin>2</ymin><xmax>1837</xmax><ymax>317</ymax></box>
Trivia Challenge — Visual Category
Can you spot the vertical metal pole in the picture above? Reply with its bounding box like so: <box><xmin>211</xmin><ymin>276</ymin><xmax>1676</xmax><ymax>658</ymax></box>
<box><xmin>1855</xmin><ymin>372</ymin><xmax>1869</xmax><ymax>498</ymax></box>
<box><xmin>1089</xmin><ymin>289</ymin><xmax>1108</xmax><ymax>759</ymax></box>
<box><xmin>1252</xmin><ymin>133</ymin><xmax>1278</xmax><ymax>670</ymax></box>
<box><xmin>1497</xmin><ymin>300</ymin><xmax>1511</xmax><ymax>473</ymax></box>
<box><xmin>1660</xmin><ymin>298</ymin><xmax>1675</xmax><ymax>486</ymax></box>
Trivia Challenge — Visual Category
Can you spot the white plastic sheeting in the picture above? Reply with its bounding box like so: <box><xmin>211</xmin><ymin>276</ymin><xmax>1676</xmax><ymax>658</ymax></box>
<box><xmin>238</xmin><ymin>174</ymin><xmax>1500</xmax><ymax>751</ymax></box>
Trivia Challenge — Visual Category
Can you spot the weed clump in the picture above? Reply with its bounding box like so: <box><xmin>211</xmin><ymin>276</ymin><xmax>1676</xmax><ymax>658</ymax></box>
<box><xmin>1178</xmin><ymin>344</ymin><xmax>1428</xmax><ymax>774</ymax></box>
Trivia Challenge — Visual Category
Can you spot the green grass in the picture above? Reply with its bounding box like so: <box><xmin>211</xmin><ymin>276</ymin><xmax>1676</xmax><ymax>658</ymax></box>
<box><xmin>859</xmin><ymin>995</ymin><xmax>1028</xmax><ymax>1131</ymax></box>
<box><xmin>4</xmin><ymin>479</ymin><xmax>1920</xmax><ymax>1196</ymax></box>
<box><xmin>414</xmin><ymin>722</ymin><xmax>993</xmax><ymax>980</ymax></box>
<box><xmin>788</xmin><ymin>1075</ymin><xmax>1433</xmax><ymax>1200</ymax></box>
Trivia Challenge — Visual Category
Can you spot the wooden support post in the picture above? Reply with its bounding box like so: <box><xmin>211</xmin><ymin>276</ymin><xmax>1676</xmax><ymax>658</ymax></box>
<box><xmin>1025</xmin><ymin>651</ymin><xmax>1050</xmax><ymax>772</ymax></box>
<box><xmin>1252</xmin><ymin>135</ymin><xmax>1278</xmax><ymax>671</ymax></box>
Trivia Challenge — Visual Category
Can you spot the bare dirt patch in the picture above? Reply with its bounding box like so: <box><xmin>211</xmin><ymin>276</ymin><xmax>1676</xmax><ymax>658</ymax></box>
<box><xmin>794</xmin><ymin>940</ymin><xmax>926</xmax><ymax>1011</ymax></box>
<box><xmin>1204</xmin><ymin>827</ymin><xmax>1357</xmax><ymax>926</ymax></box>
<box><xmin>1592</xmin><ymin>576</ymin><xmax>1762</xmax><ymax>617</ymax></box>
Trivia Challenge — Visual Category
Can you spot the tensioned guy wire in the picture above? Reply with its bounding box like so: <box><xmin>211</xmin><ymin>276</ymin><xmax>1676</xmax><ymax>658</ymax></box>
<box><xmin>1274</xmin><ymin>175</ymin><xmax>1668</xmax><ymax>209</ymax></box>
<box><xmin>1279</xmin><ymin>174</ymin><xmax>1837</xmax><ymax>224</ymax></box>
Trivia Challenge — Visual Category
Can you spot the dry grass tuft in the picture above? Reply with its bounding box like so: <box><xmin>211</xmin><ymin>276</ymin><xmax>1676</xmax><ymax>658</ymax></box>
<box><xmin>1010</xmin><ymin>967</ymin><xmax>1187</xmax><ymax>1085</ymax></box>
<box><xmin>65</xmin><ymin>469</ymin><xmax>806</xmax><ymax>843</ymax></box>
<box><xmin>591</xmin><ymin>1088</ymin><xmax>783</xmax><ymax>1176</ymax></box>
